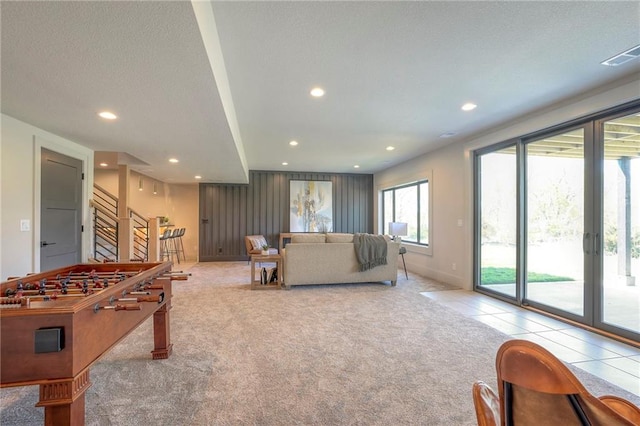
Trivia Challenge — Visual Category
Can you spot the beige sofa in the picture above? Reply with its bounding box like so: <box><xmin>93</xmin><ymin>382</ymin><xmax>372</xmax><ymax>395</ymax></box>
<box><xmin>282</xmin><ymin>233</ymin><xmax>400</xmax><ymax>289</ymax></box>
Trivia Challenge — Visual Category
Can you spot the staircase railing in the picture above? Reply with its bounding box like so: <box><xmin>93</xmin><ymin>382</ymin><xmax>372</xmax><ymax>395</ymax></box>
<box><xmin>91</xmin><ymin>184</ymin><xmax>149</xmax><ymax>262</ymax></box>
<box><xmin>93</xmin><ymin>183</ymin><xmax>118</xmax><ymax>216</ymax></box>
<box><xmin>90</xmin><ymin>200</ymin><xmax>118</xmax><ymax>262</ymax></box>
<box><xmin>129</xmin><ymin>208</ymin><xmax>149</xmax><ymax>261</ymax></box>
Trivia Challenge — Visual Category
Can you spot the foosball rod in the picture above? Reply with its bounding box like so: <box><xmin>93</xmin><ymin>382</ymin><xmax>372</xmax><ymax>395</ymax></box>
<box><xmin>13</xmin><ymin>276</ymin><xmax>130</xmax><ymax>289</ymax></box>
<box><xmin>0</xmin><ymin>293</ymin><xmax>90</xmax><ymax>306</ymax></box>
<box><xmin>10</xmin><ymin>288</ymin><xmax>100</xmax><ymax>296</ymax></box>
<box><xmin>66</xmin><ymin>268</ymin><xmax>141</xmax><ymax>276</ymax></box>
<box><xmin>116</xmin><ymin>295</ymin><xmax>163</xmax><ymax>303</ymax></box>
<box><xmin>15</xmin><ymin>279</ymin><xmax>120</xmax><ymax>290</ymax></box>
<box><xmin>24</xmin><ymin>293</ymin><xmax>93</xmax><ymax>300</ymax></box>
<box><xmin>163</xmin><ymin>272</ymin><xmax>191</xmax><ymax>280</ymax></box>
<box><xmin>62</xmin><ymin>271</ymin><xmax>137</xmax><ymax>279</ymax></box>
<box><xmin>94</xmin><ymin>304</ymin><xmax>142</xmax><ymax>312</ymax></box>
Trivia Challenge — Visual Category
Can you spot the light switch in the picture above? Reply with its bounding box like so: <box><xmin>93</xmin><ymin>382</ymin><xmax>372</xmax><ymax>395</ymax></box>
<box><xmin>457</xmin><ymin>219</ymin><xmax>463</xmax><ymax>227</ymax></box>
<box><xmin>20</xmin><ymin>219</ymin><xmax>30</xmax><ymax>231</ymax></box>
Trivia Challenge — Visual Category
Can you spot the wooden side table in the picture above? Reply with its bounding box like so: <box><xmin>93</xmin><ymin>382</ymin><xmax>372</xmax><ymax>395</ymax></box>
<box><xmin>250</xmin><ymin>254</ymin><xmax>283</xmax><ymax>290</ymax></box>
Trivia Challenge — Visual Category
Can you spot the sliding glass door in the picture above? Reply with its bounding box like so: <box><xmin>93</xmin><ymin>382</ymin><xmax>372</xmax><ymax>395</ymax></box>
<box><xmin>598</xmin><ymin>112</ymin><xmax>640</xmax><ymax>336</ymax></box>
<box><xmin>477</xmin><ymin>145</ymin><xmax>518</xmax><ymax>299</ymax></box>
<box><xmin>474</xmin><ymin>103</ymin><xmax>640</xmax><ymax>342</ymax></box>
<box><xmin>524</xmin><ymin>128</ymin><xmax>586</xmax><ymax>319</ymax></box>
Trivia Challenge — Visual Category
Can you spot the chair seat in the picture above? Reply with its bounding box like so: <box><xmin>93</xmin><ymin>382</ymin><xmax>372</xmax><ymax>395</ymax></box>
<box><xmin>248</xmin><ymin>248</ymin><xmax>278</xmax><ymax>256</ymax></box>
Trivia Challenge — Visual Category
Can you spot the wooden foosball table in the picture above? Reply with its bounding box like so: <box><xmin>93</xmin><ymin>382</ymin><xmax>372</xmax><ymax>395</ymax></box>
<box><xmin>0</xmin><ymin>262</ymin><xmax>188</xmax><ymax>425</ymax></box>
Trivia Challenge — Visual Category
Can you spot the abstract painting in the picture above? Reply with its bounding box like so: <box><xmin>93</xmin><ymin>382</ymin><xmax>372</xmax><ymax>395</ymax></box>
<box><xmin>289</xmin><ymin>180</ymin><xmax>333</xmax><ymax>233</ymax></box>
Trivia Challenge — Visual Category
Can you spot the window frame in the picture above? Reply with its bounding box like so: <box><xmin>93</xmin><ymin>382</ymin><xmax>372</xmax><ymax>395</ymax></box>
<box><xmin>382</xmin><ymin>178</ymin><xmax>431</xmax><ymax>249</ymax></box>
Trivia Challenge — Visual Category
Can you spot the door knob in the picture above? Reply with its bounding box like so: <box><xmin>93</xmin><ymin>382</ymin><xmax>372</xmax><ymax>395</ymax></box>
<box><xmin>40</xmin><ymin>241</ymin><xmax>56</xmax><ymax>247</ymax></box>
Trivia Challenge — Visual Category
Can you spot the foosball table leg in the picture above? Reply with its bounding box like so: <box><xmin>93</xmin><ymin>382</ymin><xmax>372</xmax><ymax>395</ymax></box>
<box><xmin>43</xmin><ymin>393</ymin><xmax>85</xmax><ymax>426</ymax></box>
<box><xmin>151</xmin><ymin>302</ymin><xmax>172</xmax><ymax>360</ymax></box>
<box><xmin>36</xmin><ymin>369</ymin><xmax>90</xmax><ymax>426</ymax></box>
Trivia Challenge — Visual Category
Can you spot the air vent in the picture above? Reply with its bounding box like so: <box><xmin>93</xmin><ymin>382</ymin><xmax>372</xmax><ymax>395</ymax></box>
<box><xmin>601</xmin><ymin>44</ymin><xmax>640</xmax><ymax>67</ymax></box>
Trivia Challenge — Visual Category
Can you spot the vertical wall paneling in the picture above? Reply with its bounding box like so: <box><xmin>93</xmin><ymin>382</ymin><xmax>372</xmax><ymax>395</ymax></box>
<box><xmin>199</xmin><ymin>171</ymin><xmax>373</xmax><ymax>261</ymax></box>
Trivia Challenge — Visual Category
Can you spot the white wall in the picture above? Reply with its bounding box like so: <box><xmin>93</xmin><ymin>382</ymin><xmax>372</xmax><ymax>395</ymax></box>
<box><xmin>1</xmin><ymin>114</ymin><xmax>94</xmax><ymax>280</ymax></box>
<box><xmin>375</xmin><ymin>75</ymin><xmax>640</xmax><ymax>290</ymax></box>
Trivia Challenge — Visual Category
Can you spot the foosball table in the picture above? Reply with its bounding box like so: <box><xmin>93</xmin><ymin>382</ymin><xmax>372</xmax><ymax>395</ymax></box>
<box><xmin>0</xmin><ymin>261</ymin><xmax>188</xmax><ymax>425</ymax></box>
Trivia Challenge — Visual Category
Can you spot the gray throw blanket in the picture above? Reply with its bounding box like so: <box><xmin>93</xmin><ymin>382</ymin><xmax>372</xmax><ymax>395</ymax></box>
<box><xmin>353</xmin><ymin>233</ymin><xmax>388</xmax><ymax>272</ymax></box>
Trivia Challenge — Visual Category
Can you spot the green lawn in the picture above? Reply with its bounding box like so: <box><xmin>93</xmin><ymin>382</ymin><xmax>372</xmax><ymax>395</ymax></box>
<box><xmin>481</xmin><ymin>267</ymin><xmax>574</xmax><ymax>285</ymax></box>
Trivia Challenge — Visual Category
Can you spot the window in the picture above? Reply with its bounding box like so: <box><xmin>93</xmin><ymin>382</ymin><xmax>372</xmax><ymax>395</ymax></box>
<box><xmin>382</xmin><ymin>180</ymin><xmax>429</xmax><ymax>246</ymax></box>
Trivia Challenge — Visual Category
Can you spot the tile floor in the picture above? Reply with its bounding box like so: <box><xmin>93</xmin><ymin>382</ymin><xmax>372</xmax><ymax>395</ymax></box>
<box><xmin>420</xmin><ymin>289</ymin><xmax>640</xmax><ymax>397</ymax></box>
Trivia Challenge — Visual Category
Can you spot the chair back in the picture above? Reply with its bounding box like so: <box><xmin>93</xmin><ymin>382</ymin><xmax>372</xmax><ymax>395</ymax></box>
<box><xmin>496</xmin><ymin>339</ymin><xmax>637</xmax><ymax>426</ymax></box>
<box><xmin>245</xmin><ymin>235</ymin><xmax>267</xmax><ymax>255</ymax></box>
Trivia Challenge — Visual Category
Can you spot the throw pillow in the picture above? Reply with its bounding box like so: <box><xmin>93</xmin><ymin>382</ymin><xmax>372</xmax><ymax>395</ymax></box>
<box><xmin>326</xmin><ymin>233</ymin><xmax>353</xmax><ymax>243</ymax></box>
<box><xmin>249</xmin><ymin>236</ymin><xmax>268</xmax><ymax>250</ymax></box>
<box><xmin>291</xmin><ymin>233</ymin><xmax>326</xmax><ymax>243</ymax></box>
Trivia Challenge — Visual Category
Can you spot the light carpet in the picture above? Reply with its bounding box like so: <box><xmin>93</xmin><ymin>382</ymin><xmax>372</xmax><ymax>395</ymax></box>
<box><xmin>1</xmin><ymin>262</ymin><xmax>638</xmax><ymax>425</ymax></box>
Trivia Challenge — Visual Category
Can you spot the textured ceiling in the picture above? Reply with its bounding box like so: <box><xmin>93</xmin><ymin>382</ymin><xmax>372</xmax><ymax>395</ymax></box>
<box><xmin>2</xmin><ymin>1</ymin><xmax>639</xmax><ymax>184</ymax></box>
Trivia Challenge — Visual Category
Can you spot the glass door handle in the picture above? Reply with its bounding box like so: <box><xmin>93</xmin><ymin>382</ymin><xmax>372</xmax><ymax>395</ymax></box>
<box><xmin>583</xmin><ymin>233</ymin><xmax>591</xmax><ymax>255</ymax></box>
<box><xmin>594</xmin><ymin>233</ymin><xmax>600</xmax><ymax>256</ymax></box>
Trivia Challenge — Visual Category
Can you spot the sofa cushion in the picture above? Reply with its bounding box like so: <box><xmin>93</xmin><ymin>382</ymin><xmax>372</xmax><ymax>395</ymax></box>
<box><xmin>291</xmin><ymin>233</ymin><xmax>326</xmax><ymax>243</ymax></box>
<box><xmin>326</xmin><ymin>233</ymin><xmax>354</xmax><ymax>243</ymax></box>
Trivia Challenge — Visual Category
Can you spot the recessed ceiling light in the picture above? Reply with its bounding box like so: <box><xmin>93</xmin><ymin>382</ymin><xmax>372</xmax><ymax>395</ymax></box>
<box><xmin>461</xmin><ymin>103</ymin><xmax>477</xmax><ymax>111</ymax></box>
<box><xmin>289</xmin><ymin>140</ymin><xmax>298</xmax><ymax>146</ymax></box>
<box><xmin>440</xmin><ymin>132</ymin><xmax>457</xmax><ymax>138</ymax></box>
<box><xmin>386</xmin><ymin>146</ymin><xmax>395</xmax><ymax>151</ymax></box>
<box><xmin>168</xmin><ymin>158</ymin><xmax>179</xmax><ymax>163</ymax></box>
<box><xmin>282</xmin><ymin>162</ymin><xmax>289</xmax><ymax>166</ymax></box>
<box><xmin>99</xmin><ymin>162</ymin><xmax>108</xmax><ymax>167</ymax></box>
<box><xmin>354</xmin><ymin>165</ymin><xmax>360</xmax><ymax>168</ymax></box>
<box><xmin>310</xmin><ymin>87</ymin><xmax>325</xmax><ymax>97</ymax></box>
<box><xmin>195</xmin><ymin>175</ymin><xmax>202</xmax><ymax>180</ymax></box>
<box><xmin>98</xmin><ymin>111</ymin><xmax>117</xmax><ymax>120</ymax></box>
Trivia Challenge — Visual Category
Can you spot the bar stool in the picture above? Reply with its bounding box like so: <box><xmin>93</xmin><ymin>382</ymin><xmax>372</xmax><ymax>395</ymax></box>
<box><xmin>167</xmin><ymin>228</ymin><xmax>181</xmax><ymax>264</ymax></box>
<box><xmin>175</xmin><ymin>228</ymin><xmax>186</xmax><ymax>262</ymax></box>
<box><xmin>159</xmin><ymin>228</ymin><xmax>172</xmax><ymax>261</ymax></box>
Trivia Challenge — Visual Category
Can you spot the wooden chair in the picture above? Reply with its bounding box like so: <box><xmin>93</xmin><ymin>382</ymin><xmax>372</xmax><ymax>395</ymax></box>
<box><xmin>244</xmin><ymin>235</ymin><xmax>277</xmax><ymax>264</ymax></box>
<box><xmin>472</xmin><ymin>339</ymin><xmax>640</xmax><ymax>426</ymax></box>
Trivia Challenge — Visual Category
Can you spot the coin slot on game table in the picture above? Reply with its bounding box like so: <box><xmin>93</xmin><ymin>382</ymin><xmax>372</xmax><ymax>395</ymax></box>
<box><xmin>34</xmin><ymin>327</ymin><xmax>64</xmax><ymax>353</ymax></box>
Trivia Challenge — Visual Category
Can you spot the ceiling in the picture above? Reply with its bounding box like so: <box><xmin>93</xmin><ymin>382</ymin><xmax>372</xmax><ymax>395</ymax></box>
<box><xmin>2</xmin><ymin>1</ymin><xmax>639</xmax><ymax>184</ymax></box>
